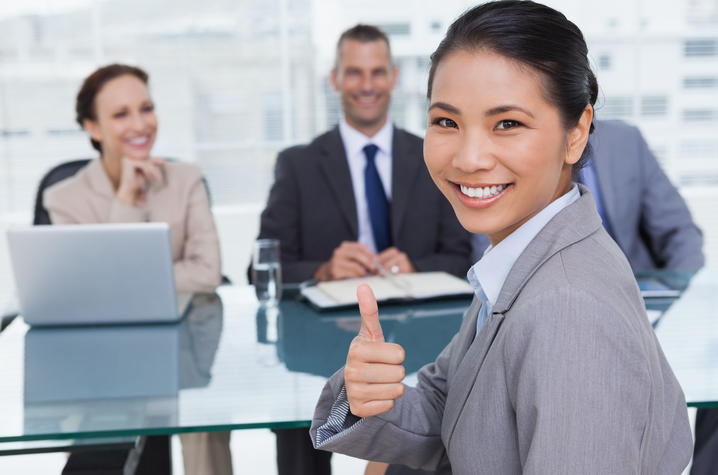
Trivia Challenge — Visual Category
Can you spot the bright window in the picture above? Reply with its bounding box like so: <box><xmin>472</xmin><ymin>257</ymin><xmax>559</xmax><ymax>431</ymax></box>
<box><xmin>1</xmin><ymin>0</ymin><xmax>717</xmax><ymax>290</ymax></box>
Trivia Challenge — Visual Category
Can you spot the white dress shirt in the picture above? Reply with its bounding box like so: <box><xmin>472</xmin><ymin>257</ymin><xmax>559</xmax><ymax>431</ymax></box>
<box><xmin>338</xmin><ymin>118</ymin><xmax>393</xmax><ymax>254</ymax></box>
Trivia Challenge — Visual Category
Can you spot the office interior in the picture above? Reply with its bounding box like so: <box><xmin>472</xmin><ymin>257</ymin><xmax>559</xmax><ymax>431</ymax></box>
<box><xmin>0</xmin><ymin>0</ymin><xmax>716</xmax><ymax>473</ymax></box>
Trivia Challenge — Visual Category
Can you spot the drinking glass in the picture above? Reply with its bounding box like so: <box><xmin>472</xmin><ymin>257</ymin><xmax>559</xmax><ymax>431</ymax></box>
<box><xmin>252</xmin><ymin>239</ymin><xmax>282</xmax><ymax>306</ymax></box>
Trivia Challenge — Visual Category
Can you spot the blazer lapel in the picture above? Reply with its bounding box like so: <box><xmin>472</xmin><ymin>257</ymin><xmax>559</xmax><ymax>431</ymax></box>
<box><xmin>442</xmin><ymin>304</ymin><xmax>506</xmax><ymax>451</ymax></box>
<box><xmin>442</xmin><ymin>186</ymin><xmax>603</xmax><ymax>449</ymax></box>
<box><xmin>493</xmin><ymin>184</ymin><xmax>603</xmax><ymax>315</ymax></box>
<box><xmin>390</xmin><ymin>128</ymin><xmax>421</xmax><ymax>242</ymax></box>
<box><xmin>317</xmin><ymin>127</ymin><xmax>359</xmax><ymax>238</ymax></box>
<box><xmin>86</xmin><ymin>159</ymin><xmax>118</xmax><ymax>199</ymax></box>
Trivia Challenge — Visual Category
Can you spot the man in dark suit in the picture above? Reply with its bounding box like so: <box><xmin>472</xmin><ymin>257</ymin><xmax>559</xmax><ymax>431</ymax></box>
<box><xmin>257</xmin><ymin>24</ymin><xmax>472</xmax><ymax>475</ymax></box>
<box><xmin>259</xmin><ymin>25</ymin><xmax>471</xmax><ymax>285</ymax></box>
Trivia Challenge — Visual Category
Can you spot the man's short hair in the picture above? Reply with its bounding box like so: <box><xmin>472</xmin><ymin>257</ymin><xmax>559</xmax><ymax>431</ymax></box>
<box><xmin>335</xmin><ymin>24</ymin><xmax>392</xmax><ymax>66</ymax></box>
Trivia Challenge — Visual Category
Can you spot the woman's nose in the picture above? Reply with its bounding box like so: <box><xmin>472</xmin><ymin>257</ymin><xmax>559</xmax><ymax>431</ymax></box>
<box><xmin>130</xmin><ymin>111</ymin><xmax>148</xmax><ymax>131</ymax></box>
<box><xmin>452</xmin><ymin>132</ymin><xmax>496</xmax><ymax>173</ymax></box>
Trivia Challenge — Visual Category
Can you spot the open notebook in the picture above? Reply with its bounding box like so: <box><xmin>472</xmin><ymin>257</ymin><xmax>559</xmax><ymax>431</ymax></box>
<box><xmin>301</xmin><ymin>271</ymin><xmax>474</xmax><ymax>310</ymax></box>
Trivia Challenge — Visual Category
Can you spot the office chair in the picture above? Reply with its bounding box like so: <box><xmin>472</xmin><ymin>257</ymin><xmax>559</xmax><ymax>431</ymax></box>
<box><xmin>0</xmin><ymin>314</ymin><xmax>16</xmax><ymax>332</ymax></box>
<box><xmin>32</xmin><ymin>159</ymin><xmax>230</xmax><ymax>283</ymax></box>
<box><xmin>33</xmin><ymin>159</ymin><xmax>92</xmax><ymax>225</ymax></box>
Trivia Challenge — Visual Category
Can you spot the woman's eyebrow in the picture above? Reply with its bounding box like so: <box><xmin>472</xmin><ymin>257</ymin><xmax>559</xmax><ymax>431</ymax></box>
<box><xmin>485</xmin><ymin>105</ymin><xmax>535</xmax><ymax>118</ymax></box>
<box><xmin>428</xmin><ymin>102</ymin><xmax>461</xmax><ymax>115</ymax></box>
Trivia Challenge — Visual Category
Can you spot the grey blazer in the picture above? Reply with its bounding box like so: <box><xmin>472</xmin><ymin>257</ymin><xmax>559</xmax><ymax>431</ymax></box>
<box><xmin>472</xmin><ymin>120</ymin><xmax>705</xmax><ymax>271</ymax></box>
<box><xmin>311</xmin><ymin>186</ymin><xmax>692</xmax><ymax>474</ymax></box>
<box><xmin>257</xmin><ymin>126</ymin><xmax>472</xmax><ymax>282</ymax></box>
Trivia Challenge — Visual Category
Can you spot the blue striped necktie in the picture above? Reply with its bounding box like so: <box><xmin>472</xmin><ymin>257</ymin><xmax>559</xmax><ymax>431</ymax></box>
<box><xmin>363</xmin><ymin>144</ymin><xmax>391</xmax><ymax>252</ymax></box>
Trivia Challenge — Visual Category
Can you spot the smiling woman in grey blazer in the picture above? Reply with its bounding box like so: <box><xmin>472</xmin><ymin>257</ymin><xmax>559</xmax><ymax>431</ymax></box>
<box><xmin>309</xmin><ymin>2</ymin><xmax>693</xmax><ymax>474</ymax></box>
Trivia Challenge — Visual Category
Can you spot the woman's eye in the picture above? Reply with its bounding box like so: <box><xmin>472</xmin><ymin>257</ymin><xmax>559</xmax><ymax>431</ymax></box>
<box><xmin>113</xmin><ymin>111</ymin><xmax>127</xmax><ymax>119</ymax></box>
<box><xmin>496</xmin><ymin>120</ymin><xmax>521</xmax><ymax>130</ymax></box>
<box><xmin>142</xmin><ymin>104</ymin><xmax>155</xmax><ymax>113</ymax></box>
<box><xmin>434</xmin><ymin>118</ymin><xmax>458</xmax><ymax>128</ymax></box>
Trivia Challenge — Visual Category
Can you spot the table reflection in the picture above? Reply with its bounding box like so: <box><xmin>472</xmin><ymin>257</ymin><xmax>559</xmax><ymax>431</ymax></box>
<box><xmin>23</xmin><ymin>293</ymin><xmax>223</xmax><ymax>436</ymax></box>
<box><xmin>268</xmin><ymin>298</ymin><xmax>472</xmax><ymax>379</ymax></box>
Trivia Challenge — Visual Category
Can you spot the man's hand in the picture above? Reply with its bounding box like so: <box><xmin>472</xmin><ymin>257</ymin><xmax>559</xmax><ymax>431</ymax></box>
<box><xmin>345</xmin><ymin>284</ymin><xmax>406</xmax><ymax>418</ymax></box>
<box><xmin>116</xmin><ymin>157</ymin><xmax>165</xmax><ymax>206</ymax></box>
<box><xmin>377</xmin><ymin>247</ymin><xmax>415</xmax><ymax>274</ymax></box>
<box><xmin>314</xmin><ymin>241</ymin><xmax>377</xmax><ymax>281</ymax></box>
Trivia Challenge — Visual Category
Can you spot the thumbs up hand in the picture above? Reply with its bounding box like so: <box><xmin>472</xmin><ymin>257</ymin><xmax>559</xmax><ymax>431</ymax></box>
<box><xmin>345</xmin><ymin>284</ymin><xmax>406</xmax><ymax>418</ymax></box>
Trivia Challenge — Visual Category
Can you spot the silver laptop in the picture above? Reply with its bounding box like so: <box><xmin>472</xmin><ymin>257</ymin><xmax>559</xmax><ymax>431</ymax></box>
<box><xmin>7</xmin><ymin>222</ymin><xmax>192</xmax><ymax>326</ymax></box>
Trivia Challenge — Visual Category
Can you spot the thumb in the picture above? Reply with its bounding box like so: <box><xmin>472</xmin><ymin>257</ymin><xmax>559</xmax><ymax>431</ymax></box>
<box><xmin>357</xmin><ymin>284</ymin><xmax>384</xmax><ymax>342</ymax></box>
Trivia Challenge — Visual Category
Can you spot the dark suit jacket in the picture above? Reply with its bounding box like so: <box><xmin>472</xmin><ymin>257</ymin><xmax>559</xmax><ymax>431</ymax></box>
<box><xmin>589</xmin><ymin>120</ymin><xmax>704</xmax><ymax>271</ymax></box>
<box><xmin>258</xmin><ymin>126</ymin><xmax>472</xmax><ymax>283</ymax></box>
<box><xmin>471</xmin><ymin>120</ymin><xmax>705</xmax><ymax>271</ymax></box>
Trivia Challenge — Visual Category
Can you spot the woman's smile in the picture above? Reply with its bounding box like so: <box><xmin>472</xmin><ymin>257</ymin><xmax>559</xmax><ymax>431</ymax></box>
<box><xmin>452</xmin><ymin>181</ymin><xmax>514</xmax><ymax>208</ymax></box>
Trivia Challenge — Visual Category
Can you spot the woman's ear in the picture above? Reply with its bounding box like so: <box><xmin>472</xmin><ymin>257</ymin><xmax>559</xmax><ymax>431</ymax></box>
<box><xmin>565</xmin><ymin>104</ymin><xmax>593</xmax><ymax>165</ymax></box>
<box><xmin>82</xmin><ymin>119</ymin><xmax>102</xmax><ymax>143</ymax></box>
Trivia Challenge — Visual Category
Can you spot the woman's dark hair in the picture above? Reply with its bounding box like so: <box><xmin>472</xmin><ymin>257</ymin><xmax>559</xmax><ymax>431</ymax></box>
<box><xmin>75</xmin><ymin>64</ymin><xmax>149</xmax><ymax>153</ymax></box>
<box><xmin>428</xmin><ymin>1</ymin><xmax>598</xmax><ymax>172</ymax></box>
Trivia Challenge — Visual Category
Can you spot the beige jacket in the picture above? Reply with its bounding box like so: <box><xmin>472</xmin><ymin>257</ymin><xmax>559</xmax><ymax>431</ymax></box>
<box><xmin>44</xmin><ymin>159</ymin><xmax>222</xmax><ymax>293</ymax></box>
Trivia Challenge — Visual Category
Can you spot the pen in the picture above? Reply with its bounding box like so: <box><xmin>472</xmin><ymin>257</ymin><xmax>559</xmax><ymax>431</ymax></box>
<box><xmin>299</xmin><ymin>277</ymin><xmax>319</xmax><ymax>289</ymax></box>
<box><xmin>375</xmin><ymin>260</ymin><xmax>412</xmax><ymax>294</ymax></box>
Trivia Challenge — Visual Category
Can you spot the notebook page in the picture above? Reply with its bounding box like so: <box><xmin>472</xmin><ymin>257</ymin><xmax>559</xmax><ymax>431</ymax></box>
<box><xmin>313</xmin><ymin>272</ymin><xmax>473</xmax><ymax>306</ymax></box>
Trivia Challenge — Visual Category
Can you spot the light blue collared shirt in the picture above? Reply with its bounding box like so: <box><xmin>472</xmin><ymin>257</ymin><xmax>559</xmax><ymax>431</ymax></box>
<box><xmin>467</xmin><ymin>184</ymin><xmax>581</xmax><ymax>334</ymax></box>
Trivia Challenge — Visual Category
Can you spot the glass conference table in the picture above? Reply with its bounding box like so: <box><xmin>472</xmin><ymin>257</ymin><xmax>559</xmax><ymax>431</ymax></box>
<box><xmin>0</xmin><ymin>269</ymin><xmax>716</xmax><ymax>454</ymax></box>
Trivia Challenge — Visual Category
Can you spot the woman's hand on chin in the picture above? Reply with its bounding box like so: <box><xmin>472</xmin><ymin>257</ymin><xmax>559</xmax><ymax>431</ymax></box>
<box><xmin>116</xmin><ymin>156</ymin><xmax>165</xmax><ymax>206</ymax></box>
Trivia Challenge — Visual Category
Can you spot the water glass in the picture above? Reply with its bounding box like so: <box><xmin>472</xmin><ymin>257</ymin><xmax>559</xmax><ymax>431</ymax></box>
<box><xmin>252</xmin><ymin>239</ymin><xmax>282</xmax><ymax>306</ymax></box>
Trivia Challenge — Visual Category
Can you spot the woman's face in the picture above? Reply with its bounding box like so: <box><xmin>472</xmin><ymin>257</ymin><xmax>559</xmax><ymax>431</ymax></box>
<box><xmin>424</xmin><ymin>49</ymin><xmax>591</xmax><ymax>246</ymax></box>
<box><xmin>84</xmin><ymin>74</ymin><xmax>157</xmax><ymax>163</ymax></box>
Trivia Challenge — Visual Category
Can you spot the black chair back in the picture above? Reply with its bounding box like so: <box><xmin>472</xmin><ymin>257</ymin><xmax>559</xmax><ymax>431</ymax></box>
<box><xmin>33</xmin><ymin>159</ymin><xmax>92</xmax><ymax>225</ymax></box>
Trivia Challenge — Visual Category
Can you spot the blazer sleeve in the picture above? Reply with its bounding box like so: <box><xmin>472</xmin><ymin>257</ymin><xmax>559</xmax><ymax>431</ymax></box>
<box><xmin>45</xmin><ymin>203</ymin><xmax>83</xmax><ymax>225</ymax></box>
<box><xmin>502</xmin><ymin>287</ymin><xmax>672</xmax><ymax>474</ymax></box>
<box><xmin>634</xmin><ymin>129</ymin><xmax>704</xmax><ymax>271</ymax></box>
<box><xmin>257</xmin><ymin>150</ymin><xmax>324</xmax><ymax>282</ymax></box>
<box><xmin>309</xmin><ymin>307</ymin><xmax>478</xmax><ymax>471</ymax></box>
<box><xmin>173</xmin><ymin>174</ymin><xmax>222</xmax><ymax>293</ymax></box>
<box><xmin>411</xmin><ymin>196</ymin><xmax>473</xmax><ymax>278</ymax></box>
